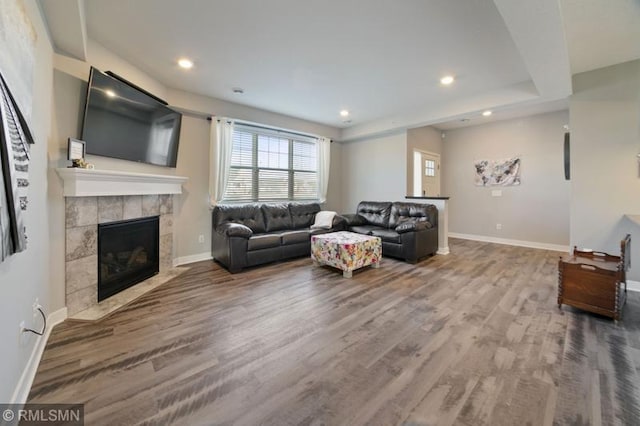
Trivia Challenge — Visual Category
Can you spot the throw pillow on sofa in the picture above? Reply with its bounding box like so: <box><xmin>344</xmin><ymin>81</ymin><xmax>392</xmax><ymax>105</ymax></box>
<box><xmin>311</xmin><ymin>211</ymin><xmax>337</xmax><ymax>229</ymax></box>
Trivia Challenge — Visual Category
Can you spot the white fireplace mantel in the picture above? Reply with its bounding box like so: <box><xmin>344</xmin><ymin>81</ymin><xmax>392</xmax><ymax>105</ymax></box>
<box><xmin>56</xmin><ymin>168</ymin><xmax>188</xmax><ymax>197</ymax></box>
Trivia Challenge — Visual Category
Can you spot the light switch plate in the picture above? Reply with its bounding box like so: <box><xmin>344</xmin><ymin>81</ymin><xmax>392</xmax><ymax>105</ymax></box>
<box><xmin>491</xmin><ymin>190</ymin><xmax>502</xmax><ymax>197</ymax></box>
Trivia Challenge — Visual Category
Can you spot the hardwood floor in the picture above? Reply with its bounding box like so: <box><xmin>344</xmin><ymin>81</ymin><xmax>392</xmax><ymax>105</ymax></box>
<box><xmin>28</xmin><ymin>239</ymin><xmax>640</xmax><ymax>425</ymax></box>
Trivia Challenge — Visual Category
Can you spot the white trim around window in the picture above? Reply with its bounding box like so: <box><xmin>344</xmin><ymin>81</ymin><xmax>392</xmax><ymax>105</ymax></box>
<box><xmin>220</xmin><ymin>122</ymin><xmax>329</xmax><ymax>203</ymax></box>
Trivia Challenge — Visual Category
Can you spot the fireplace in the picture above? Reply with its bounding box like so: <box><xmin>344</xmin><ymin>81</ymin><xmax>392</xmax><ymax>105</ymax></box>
<box><xmin>98</xmin><ymin>216</ymin><xmax>160</xmax><ymax>301</ymax></box>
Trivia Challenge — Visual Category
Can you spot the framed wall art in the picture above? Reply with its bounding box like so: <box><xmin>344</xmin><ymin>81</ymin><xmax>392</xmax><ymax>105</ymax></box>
<box><xmin>474</xmin><ymin>157</ymin><xmax>521</xmax><ymax>187</ymax></box>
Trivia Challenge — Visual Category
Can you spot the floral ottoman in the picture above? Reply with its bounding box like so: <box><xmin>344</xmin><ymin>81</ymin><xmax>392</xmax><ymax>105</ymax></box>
<box><xmin>311</xmin><ymin>231</ymin><xmax>382</xmax><ymax>278</ymax></box>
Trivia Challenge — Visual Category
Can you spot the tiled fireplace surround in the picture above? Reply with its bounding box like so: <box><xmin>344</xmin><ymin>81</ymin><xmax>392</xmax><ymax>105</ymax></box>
<box><xmin>65</xmin><ymin>194</ymin><xmax>174</xmax><ymax>316</ymax></box>
<box><xmin>57</xmin><ymin>168</ymin><xmax>188</xmax><ymax>319</ymax></box>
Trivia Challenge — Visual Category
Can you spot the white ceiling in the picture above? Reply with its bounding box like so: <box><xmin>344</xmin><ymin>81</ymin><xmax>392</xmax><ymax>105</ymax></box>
<box><xmin>560</xmin><ymin>0</ymin><xmax>640</xmax><ymax>75</ymax></box>
<box><xmin>39</xmin><ymin>0</ymin><xmax>640</xmax><ymax>139</ymax></box>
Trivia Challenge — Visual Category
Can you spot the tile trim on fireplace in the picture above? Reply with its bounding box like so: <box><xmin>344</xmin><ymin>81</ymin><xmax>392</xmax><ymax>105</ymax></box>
<box><xmin>65</xmin><ymin>194</ymin><xmax>174</xmax><ymax>316</ymax></box>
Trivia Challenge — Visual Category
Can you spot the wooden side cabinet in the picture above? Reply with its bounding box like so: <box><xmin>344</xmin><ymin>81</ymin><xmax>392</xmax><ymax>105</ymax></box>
<box><xmin>558</xmin><ymin>235</ymin><xmax>630</xmax><ymax>321</ymax></box>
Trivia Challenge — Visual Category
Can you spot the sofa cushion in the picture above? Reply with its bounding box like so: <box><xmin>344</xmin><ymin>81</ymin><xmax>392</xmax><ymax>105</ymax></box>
<box><xmin>280</xmin><ymin>230</ymin><xmax>310</xmax><ymax>245</ymax></box>
<box><xmin>248</xmin><ymin>234</ymin><xmax>281</xmax><ymax>251</ymax></box>
<box><xmin>389</xmin><ymin>202</ymin><xmax>433</xmax><ymax>228</ymax></box>
<box><xmin>262</xmin><ymin>204</ymin><xmax>293</xmax><ymax>232</ymax></box>
<box><xmin>343</xmin><ymin>214</ymin><xmax>367</xmax><ymax>226</ymax></box>
<box><xmin>213</xmin><ymin>204</ymin><xmax>266</xmax><ymax>233</ymax></box>
<box><xmin>348</xmin><ymin>225</ymin><xmax>380</xmax><ymax>235</ymax></box>
<box><xmin>310</xmin><ymin>227</ymin><xmax>334</xmax><ymax>236</ymax></box>
<box><xmin>356</xmin><ymin>201</ymin><xmax>392</xmax><ymax>228</ymax></box>
<box><xmin>289</xmin><ymin>203</ymin><xmax>321</xmax><ymax>228</ymax></box>
<box><xmin>331</xmin><ymin>215</ymin><xmax>347</xmax><ymax>231</ymax></box>
<box><xmin>370</xmin><ymin>228</ymin><xmax>402</xmax><ymax>244</ymax></box>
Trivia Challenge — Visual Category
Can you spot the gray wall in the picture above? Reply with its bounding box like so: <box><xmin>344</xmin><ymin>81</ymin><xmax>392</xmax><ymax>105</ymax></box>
<box><xmin>168</xmin><ymin>89</ymin><xmax>341</xmax><ymax>142</ymax></box>
<box><xmin>324</xmin><ymin>143</ymin><xmax>343</xmax><ymax>212</ymax></box>
<box><xmin>173</xmin><ymin>116</ymin><xmax>213</xmax><ymax>260</ymax></box>
<box><xmin>340</xmin><ymin>131</ymin><xmax>408</xmax><ymax>213</ymax></box>
<box><xmin>0</xmin><ymin>0</ymin><xmax>54</xmax><ymax>402</ymax></box>
<box><xmin>569</xmin><ymin>59</ymin><xmax>640</xmax><ymax>280</ymax></box>
<box><xmin>442</xmin><ymin>110</ymin><xmax>571</xmax><ymax>247</ymax></box>
<box><xmin>406</xmin><ymin>126</ymin><xmax>443</xmax><ymax>196</ymax></box>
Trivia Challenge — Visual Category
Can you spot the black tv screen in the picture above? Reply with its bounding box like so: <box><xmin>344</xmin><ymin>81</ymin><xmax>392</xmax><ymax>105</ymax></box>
<box><xmin>81</xmin><ymin>67</ymin><xmax>182</xmax><ymax>167</ymax></box>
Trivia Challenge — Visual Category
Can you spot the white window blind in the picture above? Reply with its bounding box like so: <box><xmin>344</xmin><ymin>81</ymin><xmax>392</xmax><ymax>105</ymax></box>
<box><xmin>223</xmin><ymin>124</ymin><xmax>319</xmax><ymax>202</ymax></box>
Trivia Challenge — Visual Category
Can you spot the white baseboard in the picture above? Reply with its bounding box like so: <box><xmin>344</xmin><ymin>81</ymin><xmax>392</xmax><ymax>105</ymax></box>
<box><xmin>449</xmin><ymin>232</ymin><xmax>570</xmax><ymax>253</ymax></box>
<box><xmin>173</xmin><ymin>252</ymin><xmax>212</xmax><ymax>267</ymax></box>
<box><xmin>11</xmin><ymin>307</ymin><xmax>67</xmax><ymax>404</ymax></box>
<box><xmin>627</xmin><ymin>280</ymin><xmax>640</xmax><ymax>293</ymax></box>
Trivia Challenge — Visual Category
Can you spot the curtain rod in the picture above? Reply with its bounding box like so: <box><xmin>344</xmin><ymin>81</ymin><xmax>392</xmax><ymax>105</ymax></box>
<box><xmin>234</xmin><ymin>121</ymin><xmax>320</xmax><ymax>140</ymax></box>
<box><xmin>220</xmin><ymin>119</ymin><xmax>333</xmax><ymax>142</ymax></box>
<box><xmin>169</xmin><ymin>110</ymin><xmax>334</xmax><ymax>143</ymax></box>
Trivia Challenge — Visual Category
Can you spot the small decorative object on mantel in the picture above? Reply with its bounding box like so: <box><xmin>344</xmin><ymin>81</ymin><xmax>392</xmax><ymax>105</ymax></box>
<box><xmin>474</xmin><ymin>157</ymin><xmax>521</xmax><ymax>186</ymax></box>
<box><xmin>68</xmin><ymin>138</ymin><xmax>87</xmax><ymax>168</ymax></box>
<box><xmin>67</xmin><ymin>138</ymin><xmax>95</xmax><ymax>169</ymax></box>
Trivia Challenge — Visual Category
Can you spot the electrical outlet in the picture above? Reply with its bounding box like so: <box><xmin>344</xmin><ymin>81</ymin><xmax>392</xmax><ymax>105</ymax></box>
<box><xmin>198</xmin><ymin>234</ymin><xmax>205</xmax><ymax>243</ymax></box>
<box><xmin>18</xmin><ymin>320</ymin><xmax>30</xmax><ymax>346</ymax></box>
<box><xmin>32</xmin><ymin>298</ymin><xmax>42</xmax><ymax>322</ymax></box>
<box><xmin>496</xmin><ymin>223</ymin><xmax>502</xmax><ymax>230</ymax></box>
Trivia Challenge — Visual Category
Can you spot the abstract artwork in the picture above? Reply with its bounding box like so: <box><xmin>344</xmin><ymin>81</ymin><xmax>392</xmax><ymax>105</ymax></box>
<box><xmin>474</xmin><ymin>157</ymin><xmax>521</xmax><ymax>186</ymax></box>
<box><xmin>0</xmin><ymin>71</ymin><xmax>34</xmax><ymax>261</ymax></box>
<box><xmin>0</xmin><ymin>0</ymin><xmax>36</xmax><ymax>122</ymax></box>
<box><xmin>0</xmin><ymin>0</ymin><xmax>36</xmax><ymax>262</ymax></box>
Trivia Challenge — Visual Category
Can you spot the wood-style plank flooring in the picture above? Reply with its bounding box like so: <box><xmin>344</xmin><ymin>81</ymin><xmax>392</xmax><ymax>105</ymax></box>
<box><xmin>28</xmin><ymin>239</ymin><xmax>640</xmax><ymax>425</ymax></box>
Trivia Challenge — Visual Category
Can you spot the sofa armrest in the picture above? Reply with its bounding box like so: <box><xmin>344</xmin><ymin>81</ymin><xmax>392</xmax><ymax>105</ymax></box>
<box><xmin>216</xmin><ymin>222</ymin><xmax>253</xmax><ymax>238</ymax></box>
<box><xmin>395</xmin><ymin>220</ymin><xmax>432</xmax><ymax>234</ymax></box>
<box><xmin>331</xmin><ymin>214</ymin><xmax>347</xmax><ymax>230</ymax></box>
<box><xmin>343</xmin><ymin>214</ymin><xmax>367</xmax><ymax>226</ymax></box>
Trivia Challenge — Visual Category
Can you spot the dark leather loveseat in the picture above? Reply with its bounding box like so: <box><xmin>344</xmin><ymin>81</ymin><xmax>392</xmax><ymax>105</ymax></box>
<box><xmin>344</xmin><ymin>201</ymin><xmax>438</xmax><ymax>263</ymax></box>
<box><xmin>212</xmin><ymin>202</ymin><xmax>344</xmax><ymax>273</ymax></box>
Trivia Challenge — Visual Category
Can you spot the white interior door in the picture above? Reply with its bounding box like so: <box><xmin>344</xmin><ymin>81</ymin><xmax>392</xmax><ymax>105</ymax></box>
<box><xmin>421</xmin><ymin>152</ymin><xmax>441</xmax><ymax>197</ymax></box>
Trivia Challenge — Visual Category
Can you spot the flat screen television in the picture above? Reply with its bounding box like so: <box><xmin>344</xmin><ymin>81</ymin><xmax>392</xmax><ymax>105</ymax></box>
<box><xmin>81</xmin><ymin>67</ymin><xmax>182</xmax><ymax>167</ymax></box>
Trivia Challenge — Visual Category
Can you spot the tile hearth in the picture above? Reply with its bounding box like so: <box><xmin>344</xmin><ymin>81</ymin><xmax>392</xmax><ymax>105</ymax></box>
<box><xmin>70</xmin><ymin>267</ymin><xmax>187</xmax><ymax>321</ymax></box>
<box><xmin>65</xmin><ymin>194</ymin><xmax>177</xmax><ymax>317</ymax></box>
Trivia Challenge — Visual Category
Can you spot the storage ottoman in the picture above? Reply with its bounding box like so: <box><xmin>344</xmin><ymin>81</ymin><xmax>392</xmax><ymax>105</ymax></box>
<box><xmin>311</xmin><ymin>231</ymin><xmax>382</xmax><ymax>278</ymax></box>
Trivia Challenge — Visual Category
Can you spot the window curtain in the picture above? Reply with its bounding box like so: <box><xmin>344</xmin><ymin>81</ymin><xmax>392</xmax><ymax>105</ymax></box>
<box><xmin>316</xmin><ymin>136</ymin><xmax>331</xmax><ymax>203</ymax></box>
<box><xmin>209</xmin><ymin>118</ymin><xmax>234</xmax><ymax>206</ymax></box>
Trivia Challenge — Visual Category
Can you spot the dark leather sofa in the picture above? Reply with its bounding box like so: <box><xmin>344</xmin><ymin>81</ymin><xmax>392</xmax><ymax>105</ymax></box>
<box><xmin>343</xmin><ymin>201</ymin><xmax>438</xmax><ymax>263</ymax></box>
<box><xmin>212</xmin><ymin>202</ymin><xmax>344</xmax><ymax>273</ymax></box>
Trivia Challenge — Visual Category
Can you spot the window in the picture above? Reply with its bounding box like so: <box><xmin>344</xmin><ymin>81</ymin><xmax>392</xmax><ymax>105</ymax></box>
<box><xmin>425</xmin><ymin>159</ymin><xmax>436</xmax><ymax>177</ymax></box>
<box><xmin>223</xmin><ymin>124</ymin><xmax>319</xmax><ymax>202</ymax></box>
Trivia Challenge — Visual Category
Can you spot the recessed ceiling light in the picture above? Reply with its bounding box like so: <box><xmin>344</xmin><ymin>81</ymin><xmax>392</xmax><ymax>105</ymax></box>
<box><xmin>232</xmin><ymin>87</ymin><xmax>244</xmax><ymax>94</ymax></box>
<box><xmin>440</xmin><ymin>75</ymin><xmax>455</xmax><ymax>85</ymax></box>
<box><xmin>340</xmin><ymin>110</ymin><xmax>350</xmax><ymax>117</ymax></box>
<box><xmin>482</xmin><ymin>110</ymin><xmax>492</xmax><ymax>117</ymax></box>
<box><xmin>105</xmin><ymin>89</ymin><xmax>116</xmax><ymax>98</ymax></box>
<box><xmin>177</xmin><ymin>58</ymin><xmax>194</xmax><ymax>69</ymax></box>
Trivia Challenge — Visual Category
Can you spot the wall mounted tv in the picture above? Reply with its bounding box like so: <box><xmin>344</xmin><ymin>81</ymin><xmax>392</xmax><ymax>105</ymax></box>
<box><xmin>81</xmin><ymin>67</ymin><xmax>182</xmax><ymax>167</ymax></box>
